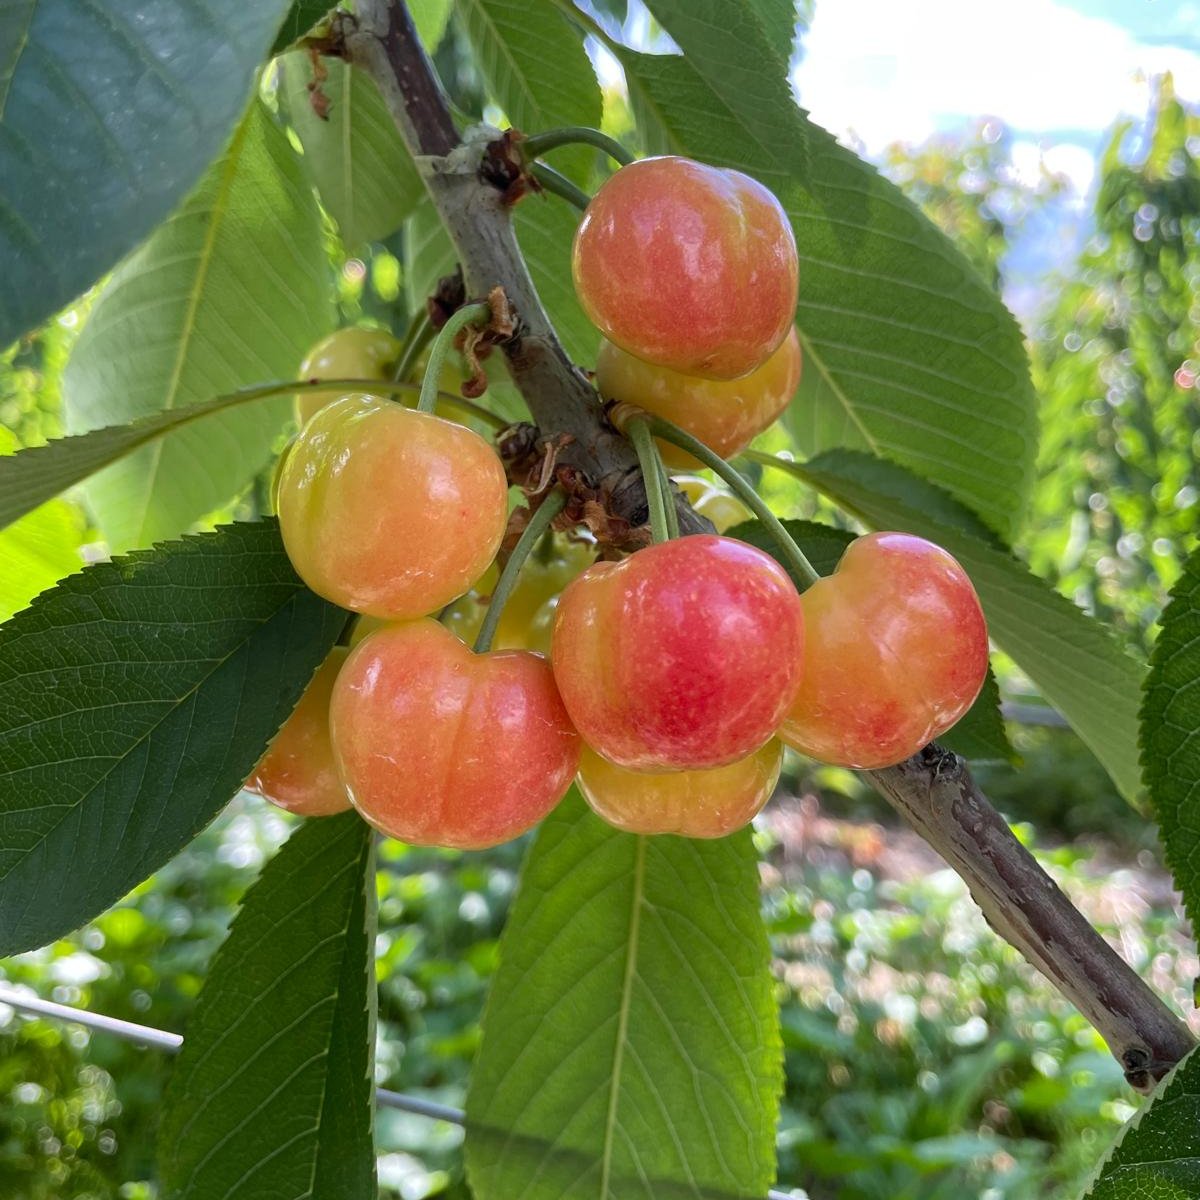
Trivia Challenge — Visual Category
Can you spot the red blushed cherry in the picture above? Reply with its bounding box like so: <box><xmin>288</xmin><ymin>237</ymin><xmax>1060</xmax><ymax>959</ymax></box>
<box><xmin>779</xmin><ymin>532</ymin><xmax>989</xmax><ymax>770</ymax></box>
<box><xmin>276</xmin><ymin>395</ymin><xmax>509</xmax><ymax>620</ymax></box>
<box><xmin>244</xmin><ymin>648</ymin><xmax>353</xmax><ymax>818</ymax></box>
<box><xmin>572</xmin><ymin>156</ymin><xmax>798</xmax><ymax>380</ymax></box>
<box><xmin>551</xmin><ymin>535</ymin><xmax>805</xmax><ymax>770</ymax></box>
<box><xmin>577</xmin><ymin>740</ymin><xmax>783</xmax><ymax>838</ymax></box>
<box><xmin>329</xmin><ymin>620</ymin><xmax>581</xmax><ymax>850</ymax></box>
<box><xmin>595</xmin><ymin>328</ymin><xmax>802</xmax><ymax>469</ymax></box>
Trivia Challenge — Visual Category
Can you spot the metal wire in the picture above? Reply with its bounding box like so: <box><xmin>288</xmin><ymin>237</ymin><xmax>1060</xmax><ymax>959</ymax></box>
<box><xmin>0</xmin><ymin>983</ymin><xmax>803</xmax><ymax>1198</ymax></box>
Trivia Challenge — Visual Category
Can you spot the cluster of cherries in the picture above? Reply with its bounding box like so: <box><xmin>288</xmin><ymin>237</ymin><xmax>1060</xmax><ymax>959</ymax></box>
<box><xmin>248</xmin><ymin>155</ymin><xmax>990</xmax><ymax>848</ymax></box>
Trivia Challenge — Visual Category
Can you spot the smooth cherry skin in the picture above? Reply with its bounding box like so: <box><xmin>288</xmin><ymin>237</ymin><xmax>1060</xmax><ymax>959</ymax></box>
<box><xmin>295</xmin><ymin>327</ymin><xmax>403</xmax><ymax>425</ymax></box>
<box><xmin>577</xmin><ymin>740</ymin><xmax>783</xmax><ymax>838</ymax></box>
<box><xmin>277</xmin><ymin>395</ymin><xmax>509</xmax><ymax>619</ymax></box>
<box><xmin>329</xmin><ymin>621</ymin><xmax>581</xmax><ymax>849</ymax></box>
<box><xmin>552</xmin><ymin>535</ymin><xmax>805</xmax><ymax>770</ymax></box>
<box><xmin>244</xmin><ymin>648</ymin><xmax>352</xmax><ymax>817</ymax></box>
<box><xmin>780</xmin><ymin>532</ymin><xmax>989</xmax><ymax>769</ymax></box>
<box><xmin>572</xmin><ymin>157</ymin><xmax>799</xmax><ymax>380</ymax></box>
<box><xmin>596</xmin><ymin>328</ymin><xmax>802</xmax><ymax>468</ymax></box>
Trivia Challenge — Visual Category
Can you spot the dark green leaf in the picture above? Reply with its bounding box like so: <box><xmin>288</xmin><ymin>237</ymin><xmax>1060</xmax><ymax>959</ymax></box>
<box><xmin>771</xmin><ymin>449</ymin><xmax>1145</xmax><ymax>800</ymax></box>
<box><xmin>641</xmin><ymin>0</ymin><xmax>805</xmax><ymax>170</ymax></box>
<box><xmin>1079</xmin><ymin>1047</ymin><xmax>1200</xmax><ymax>1198</ymax></box>
<box><xmin>160</xmin><ymin>812</ymin><xmax>377</xmax><ymax>1200</ymax></box>
<box><xmin>465</xmin><ymin>791</ymin><xmax>782</xmax><ymax>1200</ymax></box>
<box><xmin>271</xmin><ymin>0</ymin><xmax>335</xmax><ymax>54</ymax></box>
<box><xmin>63</xmin><ymin>100</ymin><xmax>334</xmax><ymax>552</ymax></box>
<box><xmin>728</xmin><ymin>517</ymin><xmax>1014</xmax><ymax>764</ymax></box>
<box><xmin>0</xmin><ymin>519</ymin><xmax>346</xmax><ymax>956</ymax></box>
<box><xmin>1142</xmin><ymin>545</ymin><xmax>1200</xmax><ymax>935</ymax></box>
<box><xmin>0</xmin><ymin>0</ymin><xmax>294</xmax><ymax>347</ymax></box>
<box><xmin>620</xmin><ymin>49</ymin><xmax>1037</xmax><ymax>542</ymax></box>
<box><xmin>281</xmin><ymin>54</ymin><xmax>424</xmax><ymax>251</ymax></box>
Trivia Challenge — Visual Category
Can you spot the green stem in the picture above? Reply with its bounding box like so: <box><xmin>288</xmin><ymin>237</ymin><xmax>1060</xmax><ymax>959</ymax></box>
<box><xmin>474</xmin><ymin>490</ymin><xmax>569</xmax><ymax>654</ymax></box>
<box><xmin>626</xmin><ymin>417</ymin><xmax>671</xmax><ymax>544</ymax></box>
<box><xmin>522</xmin><ymin>126</ymin><xmax>635</xmax><ymax>167</ymax></box>
<box><xmin>638</xmin><ymin>413</ymin><xmax>821</xmax><ymax>586</ymax></box>
<box><xmin>531</xmin><ymin>162</ymin><xmax>592</xmax><ymax>212</ymax></box>
<box><xmin>657</xmin><ymin>455</ymin><xmax>680</xmax><ymax>540</ymax></box>
<box><xmin>392</xmin><ymin>308</ymin><xmax>435</xmax><ymax>382</ymax></box>
<box><xmin>417</xmin><ymin>302</ymin><xmax>491</xmax><ymax>414</ymax></box>
<box><xmin>293</xmin><ymin>376</ymin><xmax>506</xmax><ymax>430</ymax></box>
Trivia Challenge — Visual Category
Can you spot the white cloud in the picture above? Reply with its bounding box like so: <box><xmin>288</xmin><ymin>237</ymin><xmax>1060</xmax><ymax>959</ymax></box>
<box><xmin>795</xmin><ymin>0</ymin><xmax>1200</xmax><ymax>154</ymax></box>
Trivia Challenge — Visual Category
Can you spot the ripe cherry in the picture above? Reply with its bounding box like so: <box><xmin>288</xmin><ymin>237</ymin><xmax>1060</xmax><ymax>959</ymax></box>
<box><xmin>595</xmin><ymin>328</ymin><xmax>802</xmax><ymax>468</ymax></box>
<box><xmin>552</xmin><ymin>534</ymin><xmax>805</xmax><ymax>770</ymax></box>
<box><xmin>329</xmin><ymin>620</ymin><xmax>581</xmax><ymax>849</ymax></box>
<box><xmin>276</xmin><ymin>395</ymin><xmax>509</xmax><ymax>620</ymax></box>
<box><xmin>780</xmin><ymin>532</ymin><xmax>989</xmax><ymax>769</ymax></box>
<box><xmin>296</xmin><ymin>328</ymin><xmax>402</xmax><ymax>425</ymax></box>
<box><xmin>572</xmin><ymin>156</ymin><xmax>798</xmax><ymax>380</ymax></box>
<box><xmin>577</xmin><ymin>740</ymin><xmax>782</xmax><ymax>838</ymax></box>
<box><xmin>244</xmin><ymin>648</ymin><xmax>352</xmax><ymax>818</ymax></box>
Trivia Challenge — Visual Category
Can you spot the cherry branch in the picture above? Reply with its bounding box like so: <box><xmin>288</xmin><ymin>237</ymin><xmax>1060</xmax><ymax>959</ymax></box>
<box><xmin>339</xmin><ymin>0</ymin><xmax>1194</xmax><ymax>1089</ymax></box>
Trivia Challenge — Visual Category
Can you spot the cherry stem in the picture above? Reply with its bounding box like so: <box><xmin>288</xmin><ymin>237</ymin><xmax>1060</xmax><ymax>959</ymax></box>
<box><xmin>626</xmin><ymin>417</ymin><xmax>672</xmax><ymax>544</ymax></box>
<box><xmin>637</xmin><ymin>412</ymin><xmax>821</xmax><ymax>586</ymax></box>
<box><xmin>521</xmin><ymin>126</ymin><xmax>635</xmax><ymax>168</ymax></box>
<box><xmin>286</xmin><ymin>375</ymin><xmax>506</xmax><ymax>430</ymax></box>
<box><xmin>417</xmin><ymin>301</ymin><xmax>492</xmax><ymax>414</ymax></box>
<box><xmin>474</xmin><ymin>489</ymin><xmax>569</xmax><ymax>655</ymax></box>
<box><xmin>392</xmin><ymin>307</ymin><xmax>435</xmax><ymax>382</ymax></box>
<box><xmin>657</xmin><ymin>456</ymin><xmax>681</xmax><ymax>540</ymax></box>
<box><xmin>530</xmin><ymin>162</ymin><xmax>591</xmax><ymax>212</ymax></box>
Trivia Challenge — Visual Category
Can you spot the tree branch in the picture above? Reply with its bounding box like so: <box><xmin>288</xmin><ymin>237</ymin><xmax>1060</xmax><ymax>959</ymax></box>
<box><xmin>870</xmin><ymin>745</ymin><xmax>1194</xmax><ymax>1090</ymax></box>
<box><xmin>341</xmin><ymin>0</ymin><xmax>1195</xmax><ymax>1091</ymax></box>
<box><xmin>341</xmin><ymin>0</ymin><xmax>706</xmax><ymax>535</ymax></box>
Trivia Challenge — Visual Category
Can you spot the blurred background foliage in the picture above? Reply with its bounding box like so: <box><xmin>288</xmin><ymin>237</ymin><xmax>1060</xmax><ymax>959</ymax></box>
<box><xmin>2</xmin><ymin>4</ymin><xmax>1199</xmax><ymax>1199</ymax></box>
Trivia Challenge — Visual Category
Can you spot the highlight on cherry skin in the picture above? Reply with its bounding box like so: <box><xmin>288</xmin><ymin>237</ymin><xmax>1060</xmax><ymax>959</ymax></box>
<box><xmin>295</xmin><ymin>327</ymin><xmax>403</xmax><ymax>425</ymax></box>
<box><xmin>276</xmin><ymin>394</ymin><xmax>509</xmax><ymax>620</ymax></box>
<box><xmin>572</xmin><ymin>156</ymin><xmax>799</xmax><ymax>381</ymax></box>
<box><xmin>576</xmin><ymin>739</ymin><xmax>783</xmax><ymax>838</ymax></box>
<box><xmin>329</xmin><ymin>620</ymin><xmax>582</xmax><ymax>850</ymax></box>
<box><xmin>780</xmin><ymin>531</ymin><xmax>990</xmax><ymax>770</ymax></box>
<box><xmin>595</xmin><ymin>327</ymin><xmax>803</xmax><ymax>469</ymax></box>
<box><xmin>244</xmin><ymin>647</ymin><xmax>352</xmax><ymax>818</ymax></box>
<box><xmin>551</xmin><ymin>534</ymin><xmax>805</xmax><ymax>771</ymax></box>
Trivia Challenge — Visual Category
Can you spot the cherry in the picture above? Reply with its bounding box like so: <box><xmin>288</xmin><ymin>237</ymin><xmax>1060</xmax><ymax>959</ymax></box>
<box><xmin>329</xmin><ymin>620</ymin><xmax>581</xmax><ymax>849</ymax></box>
<box><xmin>295</xmin><ymin>328</ymin><xmax>402</xmax><ymax>425</ymax></box>
<box><xmin>276</xmin><ymin>394</ymin><xmax>509</xmax><ymax>619</ymax></box>
<box><xmin>674</xmin><ymin>477</ymin><xmax>754</xmax><ymax>533</ymax></box>
<box><xmin>244</xmin><ymin>648</ymin><xmax>352</xmax><ymax>818</ymax></box>
<box><xmin>596</xmin><ymin>328</ymin><xmax>802</xmax><ymax>468</ymax></box>
<box><xmin>577</xmin><ymin>740</ymin><xmax>782</xmax><ymax>838</ymax></box>
<box><xmin>572</xmin><ymin>156</ymin><xmax>798</xmax><ymax>380</ymax></box>
<box><xmin>552</xmin><ymin>534</ymin><xmax>805</xmax><ymax>770</ymax></box>
<box><xmin>779</xmin><ymin>532</ymin><xmax>989</xmax><ymax>769</ymax></box>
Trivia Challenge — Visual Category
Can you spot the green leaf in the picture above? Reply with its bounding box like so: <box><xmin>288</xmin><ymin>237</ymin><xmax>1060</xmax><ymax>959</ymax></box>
<box><xmin>620</xmin><ymin>49</ymin><xmax>1037</xmax><ymax>542</ymax></box>
<box><xmin>160</xmin><ymin>812</ymin><xmax>377</xmax><ymax>1200</ymax></box>
<box><xmin>641</xmin><ymin>0</ymin><xmax>805</xmax><ymax>171</ymax></box>
<box><xmin>0</xmin><ymin>0</ymin><xmax>295</xmax><ymax>348</ymax></box>
<box><xmin>271</xmin><ymin>0</ymin><xmax>335</xmax><ymax>54</ymax></box>
<box><xmin>1142</xmin><ymin>545</ymin><xmax>1200</xmax><ymax>935</ymax></box>
<box><xmin>743</xmin><ymin>0</ymin><xmax>797</xmax><ymax>60</ymax></box>
<box><xmin>773</xmin><ymin>449</ymin><xmax>1145</xmax><ymax>800</ymax></box>
<box><xmin>1078</xmin><ymin>1047</ymin><xmax>1200</xmax><ymax>1199</ymax></box>
<box><xmin>0</xmin><ymin>519</ymin><xmax>346</xmax><ymax>957</ymax></box>
<box><xmin>727</xmin><ymin>516</ymin><xmax>1014</xmax><ymax>764</ymax></box>
<box><xmin>281</xmin><ymin>54</ymin><xmax>424</xmax><ymax>251</ymax></box>
<box><xmin>465</xmin><ymin>791</ymin><xmax>782</xmax><ymax>1200</ymax></box>
<box><xmin>411</xmin><ymin>0</ymin><xmax>454</xmax><ymax>50</ymax></box>
<box><xmin>454</xmin><ymin>0</ymin><xmax>601</xmax><ymax>179</ymax></box>
<box><xmin>63</xmin><ymin>99</ymin><xmax>334</xmax><ymax>553</ymax></box>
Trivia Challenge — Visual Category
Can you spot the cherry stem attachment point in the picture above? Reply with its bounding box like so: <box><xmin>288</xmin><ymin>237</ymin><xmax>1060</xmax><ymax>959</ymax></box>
<box><xmin>626</xmin><ymin>416</ymin><xmax>673</xmax><ymax>544</ymax></box>
<box><xmin>634</xmin><ymin>412</ymin><xmax>821</xmax><ymax>586</ymax></box>
<box><xmin>474</xmin><ymin>489</ymin><xmax>569</xmax><ymax>655</ymax></box>
<box><xmin>417</xmin><ymin>301</ymin><xmax>491</xmax><ymax>414</ymax></box>
<box><xmin>522</xmin><ymin>126</ymin><xmax>635</xmax><ymax>168</ymax></box>
<box><xmin>392</xmin><ymin>307</ymin><xmax>435</xmax><ymax>382</ymax></box>
<box><xmin>530</xmin><ymin>162</ymin><xmax>592</xmax><ymax>212</ymax></box>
